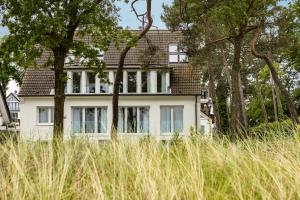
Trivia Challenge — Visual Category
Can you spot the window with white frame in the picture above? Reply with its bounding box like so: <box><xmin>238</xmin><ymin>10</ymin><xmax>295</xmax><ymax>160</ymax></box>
<box><xmin>72</xmin><ymin>107</ymin><xmax>107</xmax><ymax>134</ymax></box>
<box><xmin>141</xmin><ymin>71</ymin><xmax>151</xmax><ymax>93</ymax></box>
<box><xmin>38</xmin><ymin>107</ymin><xmax>54</xmax><ymax>124</ymax></box>
<box><xmin>73</xmin><ymin>72</ymin><xmax>81</xmax><ymax>93</ymax></box>
<box><xmin>160</xmin><ymin>106</ymin><xmax>183</xmax><ymax>133</ymax></box>
<box><xmin>157</xmin><ymin>71</ymin><xmax>167</xmax><ymax>93</ymax></box>
<box><xmin>127</xmin><ymin>71</ymin><xmax>137</xmax><ymax>93</ymax></box>
<box><xmin>86</xmin><ymin>72</ymin><xmax>96</xmax><ymax>93</ymax></box>
<box><xmin>168</xmin><ymin>43</ymin><xmax>188</xmax><ymax>63</ymax></box>
<box><xmin>100</xmin><ymin>72</ymin><xmax>109</xmax><ymax>93</ymax></box>
<box><xmin>118</xmin><ymin>107</ymin><xmax>149</xmax><ymax>133</ymax></box>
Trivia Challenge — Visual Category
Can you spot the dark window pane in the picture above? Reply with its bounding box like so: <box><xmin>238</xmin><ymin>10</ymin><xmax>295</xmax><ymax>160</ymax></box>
<box><xmin>100</xmin><ymin>72</ymin><xmax>109</xmax><ymax>93</ymax></box>
<box><xmin>87</xmin><ymin>72</ymin><xmax>95</xmax><ymax>93</ymax></box>
<box><xmin>73</xmin><ymin>72</ymin><xmax>81</xmax><ymax>93</ymax></box>
<box><xmin>127</xmin><ymin>72</ymin><xmax>137</xmax><ymax>93</ymax></box>
<box><xmin>142</xmin><ymin>72</ymin><xmax>150</xmax><ymax>93</ymax></box>
<box><xmin>127</xmin><ymin>107</ymin><xmax>137</xmax><ymax>133</ymax></box>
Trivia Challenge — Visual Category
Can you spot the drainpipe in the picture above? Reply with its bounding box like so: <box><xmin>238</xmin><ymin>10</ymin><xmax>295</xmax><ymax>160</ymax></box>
<box><xmin>195</xmin><ymin>95</ymin><xmax>198</xmax><ymax>131</ymax></box>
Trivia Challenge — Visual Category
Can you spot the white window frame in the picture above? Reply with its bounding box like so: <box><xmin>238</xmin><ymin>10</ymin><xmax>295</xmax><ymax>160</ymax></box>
<box><xmin>37</xmin><ymin>107</ymin><xmax>54</xmax><ymax>125</ymax></box>
<box><xmin>160</xmin><ymin>106</ymin><xmax>184</xmax><ymax>135</ymax></box>
<box><xmin>118</xmin><ymin>106</ymin><xmax>150</xmax><ymax>134</ymax></box>
<box><xmin>71</xmin><ymin>107</ymin><xmax>108</xmax><ymax>134</ymax></box>
<box><xmin>168</xmin><ymin>43</ymin><xmax>188</xmax><ymax>63</ymax></box>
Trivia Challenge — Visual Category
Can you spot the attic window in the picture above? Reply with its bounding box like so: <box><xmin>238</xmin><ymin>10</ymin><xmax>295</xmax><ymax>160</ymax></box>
<box><xmin>168</xmin><ymin>44</ymin><xmax>188</xmax><ymax>63</ymax></box>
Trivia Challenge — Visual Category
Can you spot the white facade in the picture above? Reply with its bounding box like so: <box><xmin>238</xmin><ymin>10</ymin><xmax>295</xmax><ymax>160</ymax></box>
<box><xmin>20</xmin><ymin>95</ymin><xmax>211</xmax><ymax>141</ymax></box>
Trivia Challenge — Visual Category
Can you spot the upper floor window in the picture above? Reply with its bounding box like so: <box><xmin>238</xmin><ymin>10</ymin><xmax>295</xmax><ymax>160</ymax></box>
<box><xmin>86</xmin><ymin>72</ymin><xmax>95</xmax><ymax>93</ymax></box>
<box><xmin>157</xmin><ymin>71</ymin><xmax>167</xmax><ymax>93</ymax></box>
<box><xmin>127</xmin><ymin>72</ymin><xmax>137</xmax><ymax>93</ymax></box>
<box><xmin>100</xmin><ymin>72</ymin><xmax>109</xmax><ymax>93</ymax></box>
<box><xmin>142</xmin><ymin>72</ymin><xmax>151</xmax><ymax>93</ymax></box>
<box><xmin>73</xmin><ymin>72</ymin><xmax>81</xmax><ymax>93</ymax></box>
<box><xmin>168</xmin><ymin>43</ymin><xmax>188</xmax><ymax>63</ymax></box>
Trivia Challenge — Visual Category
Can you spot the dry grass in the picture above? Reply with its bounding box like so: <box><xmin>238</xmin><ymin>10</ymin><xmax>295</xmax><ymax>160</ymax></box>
<box><xmin>0</xmin><ymin>134</ymin><xmax>300</xmax><ymax>199</ymax></box>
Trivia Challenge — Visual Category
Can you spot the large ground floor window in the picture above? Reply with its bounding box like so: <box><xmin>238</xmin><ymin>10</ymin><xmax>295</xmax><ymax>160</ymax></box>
<box><xmin>118</xmin><ymin>107</ymin><xmax>150</xmax><ymax>133</ymax></box>
<box><xmin>72</xmin><ymin>107</ymin><xmax>107</xmax><ymax>134</ymax></box>
<box><xmin>160</xmin><ymin>106</ymin><xmax>183</xmax><ymax>133</ymax></box>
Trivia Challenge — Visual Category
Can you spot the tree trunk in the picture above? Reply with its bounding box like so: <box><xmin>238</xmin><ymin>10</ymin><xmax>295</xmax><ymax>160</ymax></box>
<box><xmin>111</xmin><ymin>0</ymin><xmax>153</xmax><ymax>140</ymax></box>
<box><xmin>255</xmin><ymin>70</ymin><xmax>268</xmax><ymax>124</ymax></box>
<box><xmin>53</xmin><ymin>48</ymin><xmax>67</xmax><ymax>143</ymax></box>
<box><xmin>207</xmin><ymin>62</ymin><xmax>221</xmax><ymax>133</ymax></box>
<box><xmin>250</xmin><ymin>26</ymin><xmax>299</xmax><ymax>124</ymax></box>
<box><xmin>270</xmin><ymin>73</ymin><xmax>279</xmax><ymax>121</ymax></box>
<box><xmin>230</xmin><ymin>36</ymin><xmax>248</xmax><ymax>137</ymax></box>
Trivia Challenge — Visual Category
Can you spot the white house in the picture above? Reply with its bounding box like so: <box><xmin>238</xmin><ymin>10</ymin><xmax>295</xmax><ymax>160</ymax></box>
<box><xmin>0</xmin><ymin>84</ymin><xmax>11</xmax><ymax>126</ymax></box>
<box><xmin>18</xmin><ymin>30</ymin><xmax>212</xmax><ymax>141</ymax></box>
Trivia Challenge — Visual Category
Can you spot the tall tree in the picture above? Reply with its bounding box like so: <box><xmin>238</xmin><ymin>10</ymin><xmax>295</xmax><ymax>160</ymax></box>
<box><xmin>163</xmin><ymin>0</ymin><xmax>278</xmax><ymax>137</ymax></box>
<box><xmin>111</xmin><ymin>0</ymin><xmax>153</xmax><ymax>140</ymax></box>
<box><xmin>0</xmin><ymin>0</ymin><xmax>118</xmax><ymax>142</ymax></box>
<box><xmin>250</xmin><ymin>21</ymin><xmax>299</xmax><ymax>124</ymax></box>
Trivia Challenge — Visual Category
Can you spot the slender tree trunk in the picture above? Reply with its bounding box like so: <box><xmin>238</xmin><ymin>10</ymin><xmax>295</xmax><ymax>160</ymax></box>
<box><xmin>255</xmin><ymin>70</ymin><xmax>268</xmax><ymax>124</ymax></box>
<box><xmin>270</xmin><ymin>73</ymin><xmax>278</xmax><ymax>121</ymax></box>
<box><xmin>111</xmin><ymin>0</ymin><xmax>153</xmax><ymax>140</ymax></box>
<box><xmin>207</xmin><ymin>62</ymin><xmax>221</xmax><ymax>133</ymax></box>
<box><xmin>230</xmin><ymin>36</ymin><xmax>248</xmax><ymax>137</ymax></box>
<box><xmin>53</xmin><ymin>48</ymin><xmax>67</xmax><ymax>143</ymax></box>
<box><xmin>238</xmin><ymin>72</ymin><xmax>248</xmax><ymax>127</ymax></box>
<box><xmin>250</xmin><ymin>26</ymin><xmax>299</xmax><ymax>124</ymax></box>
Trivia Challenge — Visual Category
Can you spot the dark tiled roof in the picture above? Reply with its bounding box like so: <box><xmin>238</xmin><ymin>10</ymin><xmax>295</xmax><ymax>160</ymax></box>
<box><xmin>19</xmin><ymin>30</ymin><xmax>203</xmax><ymax>96</ymax></box>
<box><xmin>19</xmin><ymin>68</ymin><xmax>54</xmax><ymax>96</ymax></box>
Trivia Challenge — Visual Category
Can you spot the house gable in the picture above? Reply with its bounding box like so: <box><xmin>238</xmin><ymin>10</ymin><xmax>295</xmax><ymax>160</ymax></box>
<box><xmin>0</xmin><ymin>85</ymin><xmax>11</xmax><ymax>124</ymax></box>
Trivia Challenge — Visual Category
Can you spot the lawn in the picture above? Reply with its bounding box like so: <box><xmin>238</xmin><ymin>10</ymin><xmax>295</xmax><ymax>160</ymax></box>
<box><xmin>0</xmin><ymin>127</ymin><xmax>299</xmax><ymax>199</ymax></box>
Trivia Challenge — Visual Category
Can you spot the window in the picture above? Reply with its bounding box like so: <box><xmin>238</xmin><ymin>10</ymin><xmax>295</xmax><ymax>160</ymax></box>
<box><xmin>86</xmin><ymin>72</ymin><xmax>95</xmax><ymax>93</ymax></box>
<box><xmin>127</xmin><ymin>72</ymin><xmax>137</xmax><ymax>93</ymax></box>
<box><xmin>71</xmin><ymin>107</ymin><xmax>107</xmax><ymax>134</ymax></box>
<box><xmin>38</xmin><ymin>107</ymin><xmax>54</xmax><ymax>124</ymax></box>
<box><xmin>100</xmin><ymin>72</ymin><xmax>109</xmax><ymax>93</ymax></box>
<box><xmin>141</xmin><ymin>72</ymin><xmax>151</xmax><ymax>93</ymax></box>
<box><xmin>73</xmin><ymin>72</ymin><xmax>81</xmax><ymax>93</ymax></box>
<box><xmin>157</xmin><ymin>71</ymin><xmax>167</xmax><ymax>93</ymax></box>
<box><xmin>114</xmin><ymin>72</ymin><xmax>124</xmax><ymax>93</ymax></box>
<box><xmin>118</xmin><ymin>107</ymin><xmax>149</xmax><ymax>133</ymax></box>
<box><xmin>160</xmin><ymin>106</ymin><xmax>183</xmax><ymax>133</ymax></box>
<box><xmin>168</xmin><ymin>43</ymin><xmax>188</xmax><ymax>63</ymax></box>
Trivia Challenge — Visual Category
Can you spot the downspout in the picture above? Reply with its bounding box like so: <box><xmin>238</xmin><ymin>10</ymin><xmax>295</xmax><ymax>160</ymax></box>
<box><xmin>195</xmin><ymin>95</ymin><xmax>198</xmax><ymax>131</ymax></box>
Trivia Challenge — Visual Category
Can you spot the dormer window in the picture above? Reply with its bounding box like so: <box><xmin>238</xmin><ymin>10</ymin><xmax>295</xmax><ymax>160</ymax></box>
<box><xmin>168</xmin><ymin>43</ymin><xmax>188</xmax><ymax>63</ymax></box>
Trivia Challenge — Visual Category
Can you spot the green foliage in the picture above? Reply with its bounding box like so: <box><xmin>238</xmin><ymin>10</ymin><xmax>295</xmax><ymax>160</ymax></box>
<box><xmin>0</xmin><ymin>0</ymin><xmax>120</xmax><ymax>73</ymax></box>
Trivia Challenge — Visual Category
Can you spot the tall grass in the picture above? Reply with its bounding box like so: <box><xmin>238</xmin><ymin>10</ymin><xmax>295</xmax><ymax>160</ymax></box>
<box><xmin>0</xmin><ymin>130</ymin><xmax>300</xmax><ymax>199</ymax></box>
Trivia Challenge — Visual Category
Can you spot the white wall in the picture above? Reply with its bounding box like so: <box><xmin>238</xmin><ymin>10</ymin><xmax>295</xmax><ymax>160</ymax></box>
<box><xmin>20</xmin><ymin>96</ymin><xmax>210</xmax><ymax>141</ymax></box>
